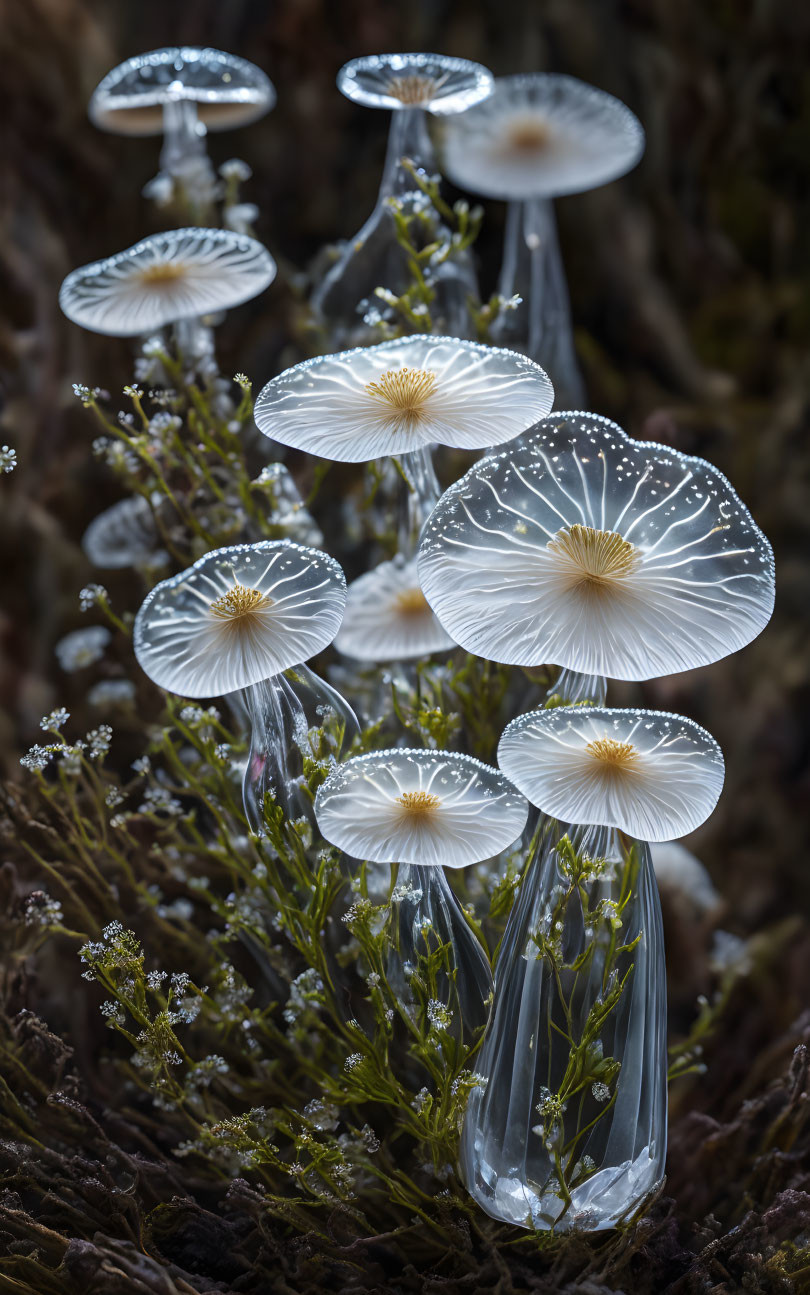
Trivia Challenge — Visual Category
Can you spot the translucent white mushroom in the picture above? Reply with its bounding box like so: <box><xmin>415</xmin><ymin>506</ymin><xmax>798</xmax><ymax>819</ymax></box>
<box><xmin>254</xmin><ymin>335</ymin><xmax>554</xmax><ymax>463</ymax></box>
<box><xmin>55</xmin><ymin>626</ymin><xmax>111</xmax><ymax>672</ymax></box>
<box><xmin>89</xmin><ymin>47</ymin><xmax>276</xmax><ymax>136</ymax></box>
<box><xmin>133</xmin><ymin>540</ymin><xmax>346</xmax><ymax>699</ymax></box>
<box><xmin>440</xmin><ymin>73</ymin><xmax>644</xmax><ymax>201</ymax></box>
<box><xmin>335</xmin><ymin>556</ymin><xmax>455</xmax><ymax>662</ymax></box>
<box><xmin>59</xmin><ymin>228</ymin><xmax>276</xmax><ymax>337</ymax></box>
<box><xmin>337</xmin><ymin>53</ymin><xmax>493</xmax><ymax>116</ymax></box>
<box><xmin>82</xmin><ymin>495</ymin><xmax>161</xmax><ymax>569</ymax></box>
<box><xmin>315</xmin><ymin>748</ymin><xmax>528</xmax><ymax>869</ymax></box>
<box><xmin>498</xmin><ymin>706</ymin><xmax>724</xmax><ymax>842</ymax></box>
<box><xmin>418</xmin><ymin>412</ymin><xmax>775</xmax><ymax>680</ymax></box>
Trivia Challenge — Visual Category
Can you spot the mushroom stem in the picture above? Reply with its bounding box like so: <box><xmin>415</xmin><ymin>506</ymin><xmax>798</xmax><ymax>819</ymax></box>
<box><xmin>548</xmin><ymin>668</ymin><xmax>607</xmax><ymax>707</ymax></box>
<box><xmin>460</xmin><ymin>820</ymin><xmax>667</xmax><ymax>1230</ymax></box>
<box><xmin>396</xmin><ymin>446</ymin><xmax>441</xmax><ymax>555</ymax></box>
<box><xmin>173</xmin><ymin>316</ymin><xmax>217</xmax><ymax>380</ymax></box>
<box><xmin>240</xmin><ymin>664</ymin><xmax>360</xmax><ymax>832</ymax></box>
<box><xmin>311</xmin><ymin>110</ymin><xmax>477</xmax><ymax>345</ymax></box>
<box><xmin>388</xmin><ymin>862</ymin><xmax>493</xmax><ymax>1042</ymax></box>
<box><xmin>494</xmin><ymin>198</ymin><xmax>586</xmax><ymax>410</ymax></box>
<box><xmin>160</xmin><ymin>97</ymin><xmax>208</xmax><ymax>174</ymax></box>
<box><xmin>379</xmin><ymin>107</ymin><xmax>437</xmax><ymax>199</ymax></box>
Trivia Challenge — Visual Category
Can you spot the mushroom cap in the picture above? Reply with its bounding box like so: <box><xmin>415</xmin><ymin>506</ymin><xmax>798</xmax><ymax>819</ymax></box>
<box><xmin>335</xmin><ymin>555</ymin><xmax>455</xmax><ymax>662</ymax></box>
<box><xmin>417</xmin><ymin>411</ymin><xmax>775</xmax><ymax>680</ymax></box>
<box><xmin>337</xmin><ymin>52</ymin><xmax>493</xmax><ymax>115</ymax></box>
<box><xmin>59</xmin><ymin>228</ymin><xmax>276</xmax><ymax>337</ymax></box>
<box><xmin>254</xmin><ymin>335</ymin><xmax>554</xmax><ymax>463</ymax></box>
<box><xmin>440</xmin><ymin>73</ymin><xmax>644</xmax><ymax>200</ymax></box>
<box><xmin>55</xmin><ymin>625</ymin><xmax>111</xmax><ymax>672</ymax></box>
<box><xmin>82</xmin><ymin>495</ymin><xmax>160</xmax><ymax>569</ymax></box>
<box><xmin>315</xmin><ymin>747</ymin><xmax>528</xmax><ymax>868</ymax></box>
<box><xmin>89</xmin><ymin>47</ymin><xmax>276</xmax><ymax>136</ymax></box>
<box><xmin>133</xmin><ymin>540</ymin><xmax>346</xmax><ymax>699</ymax></box>
<box><xmin>498</xmin><ymin>706</ymin><xmax>724</xmax><ymax>842</ymax></box>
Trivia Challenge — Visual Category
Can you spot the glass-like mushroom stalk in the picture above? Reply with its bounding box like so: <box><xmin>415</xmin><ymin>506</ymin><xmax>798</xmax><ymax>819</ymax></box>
<box><xmin>312</xmin><ymin>54</ymin><xmax>493</xmax><ymax>346</ymax></box>
<box><xmin>315</xmin><ymin>749</ymin><xmax>528</xmax><ymax>1041</ymax></box>
<box><xmin>133</xmin><ymin>540</ymin><xmax>357</xmax><ymax>829</ymax></box>
<box><xmin>418</xmin><ymin>411</ymin><xmax>775</xmax><ymax>705</ymax></box>
<box><xmin>59</xmin><ymin>227</ymin><xmax>276</xmax><ymax>378</ymax></box>
<box><xmin>89</xmin><ymin>47</ymin><xmax>275</xmax><ymax>219</ymax></box>
<box><xmin>458</xmin><ymin>705</ymin><xmax>724</xmax><ymax>1232</ymax></box>
<box><xmin>440</xmin><ymin>74</ymin><xmax>645</xmax><ymax>407</ymax></box>
<box><xmin>254</xmin><ymin>335</ymin><xmax>553</xmax><ymax>553</ymax></box>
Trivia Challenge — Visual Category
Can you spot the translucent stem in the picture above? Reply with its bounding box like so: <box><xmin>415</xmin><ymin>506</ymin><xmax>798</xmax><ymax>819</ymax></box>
<box><xmin>240</xmin><ymin>665</ymin><xmax>360</xmax><ymax>832</ymax></box>
<box><xmin>461</xmin><ymin>822</ymin><xmax>667</xmax><ymax>1231</ymax></box>
<box><xmin>172</xmin><ymin>317</ymin><xmax>217</xmax><ymax>380</ymax></box>
<box><xmin>548</xmin><ymin>668</ymin><xmax>607</xmax><ymax>706</ymax></box>
<box><xmin>379</xmin><ymin>108</ymin><xmax>437</xmax><ymax>198</ymax></box>
<box><xmin>388</xmin><ymin>862</ymin><xmax>493</xmax><ymax>1042</ymax></box>
<box><xmin>160</xmin><ymin>98</ymin><xmax>207</xmax><ymax>174</ymax></box>
<box><xmin>494</xmin><ymin>198</ymin><xmax>586</xmax><ymax>410</ymax></box>
<box><xmin>311</xmin><ymin>107</ymin><xmax>476</xmax><ymax>345</ymax></box>
<box><xmin>396</xmin><ymin>446</ymin><xmax>442</xmax><ymax>555</ymax></box>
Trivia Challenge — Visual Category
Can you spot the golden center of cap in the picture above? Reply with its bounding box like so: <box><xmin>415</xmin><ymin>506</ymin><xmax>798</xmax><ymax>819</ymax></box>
<box><xmin>394</xmin><ymin>587</ymin><xmax>431</xmax><ymax>617</ymax></box>
<box><xmin>585</xmin><ymin>736</ymin><xmax>639</xmax><ymax>770</ymax></box>
<box><xmin>138</xmin><ymin>260</ymin><xmax>188</xmax><ymax>286</ymax></box>
<box><xmin>365</xmin><ymin>367</ymin><xmax>438</xmax><ymax>426</ymax></box>
<box><xmin>210</xmin><ymin>583</ymin><xmax>272</xmax><ymax>621</ymax></box>
<box><xmin>547</xmin><ymin>524</ymin><xmax>641</xmax><ymax>593</ymax></box>
<box><xmin>507</xmin><ymin>117</ymin><xmax>551</xmax><ymax>152</ymax></box>
<box><xmin>395</xmin><ymin>789</ymin><xmax>441</xmax><ymax>817</ymax></box>
<box><xmin>385</xmin><ymin>73</ymin><xmax>444</xmax><ymax>106</ymax></box>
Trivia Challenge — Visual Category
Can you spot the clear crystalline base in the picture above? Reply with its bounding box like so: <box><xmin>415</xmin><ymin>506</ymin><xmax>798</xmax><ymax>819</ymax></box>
<box><xmin>460</xmin><ymin>822</ymin><xmax>667</xmax><ymax>1232</ymax></box>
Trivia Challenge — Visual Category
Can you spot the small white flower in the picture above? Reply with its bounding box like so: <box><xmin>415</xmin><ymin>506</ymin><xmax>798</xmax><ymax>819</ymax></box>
<box><xmin>40</xmin><ymin>708</ymin><xmax>70</xmax><ymax>732</ymax></box>
<box><xmin>0</xmin><ymin>445</ymin><xmax>17</xmax><ymax>473</ymax></box>
<box><xmin>80</xmin><ymin>584</ymin><xmax>108</xmax><ymax>611</ymax></box>
<box><xmin>224</xmin><ymin>203</ymin><xmax>259</xmax><ymax>235</ymax></box>
<box><xmin>220</xmin><ymin>158</ymin><xmax>253</xmax><ymax>182</ymax></box>
<box><xmin>20</xmin><ymin>745</ymin><xmax>52</xmax><ymax>772</ymax></box>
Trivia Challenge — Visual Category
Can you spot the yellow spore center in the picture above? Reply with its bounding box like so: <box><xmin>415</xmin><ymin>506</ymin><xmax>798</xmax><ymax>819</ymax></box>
<box><xmin>585</xmin><ymin>737</ymin><xmax>639</xmax><ymax>770</ymax></box>
<box><xmin>386</xmin><ymin>74</ymin><xmax>442</xmax><ymax>106</ymax></box>
<box><xmin>508</xmin><ymin>117</ymin><xmax>551</xmax><ymax>152</ymax></box>
<box><xmin>138</xmin><ymin>261</ymin><xmax>188</xmax><ymax>286</ymax></box>
<box><xmin>547</xmin><ymin>524</ymin><xmax>641</xmax><ymax>593</ymax></box>
<box><xmin>394</xmin><ymin>587</ymin><xmax>431</xmax><ymax>617</ymax></box>
<box><xmin>365</xmin><ymin>367</ymin><xmax>438</xmax><ymax>426</ymax></box>
<box><xmin>209</xmin><ymin>583</ymin><xmax>272</xmax><ymax>621</ymax></box>
<box><xmin>395</xmin><ymin>790</ymin><xmax>441</xmax><ymax>817</ymax></box>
